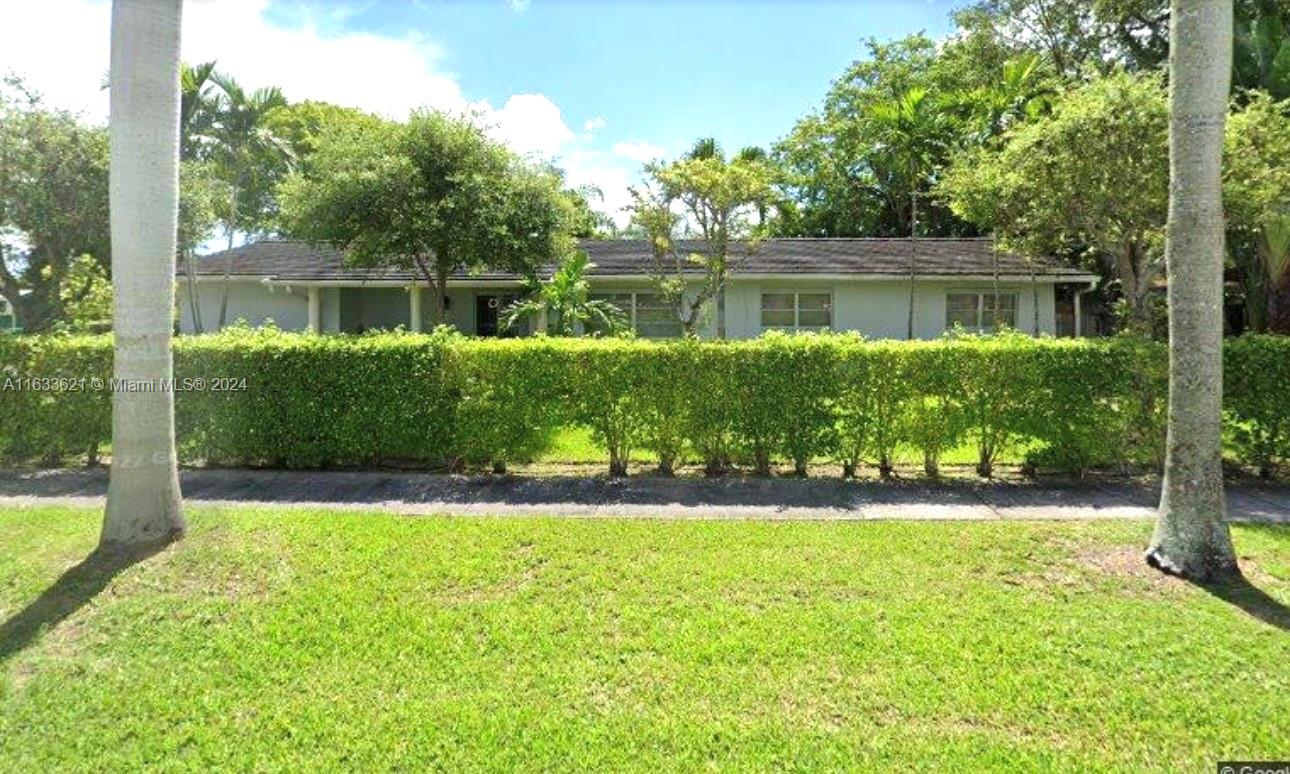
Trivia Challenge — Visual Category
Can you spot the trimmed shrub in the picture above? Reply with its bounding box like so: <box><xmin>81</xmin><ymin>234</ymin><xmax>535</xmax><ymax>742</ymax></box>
<box><xmin>1225</xmin><ymin>335</ymin><xmax>1290</xmax><ymax>477</ymax></box>
<box><xmin>447</xmin><ymin>337</ymin><xmax>570</xmax><ymax>473</ymax></box>
<box><xmin>903</xmin><ymin>343</ymin><xmax>965</xmax><ymax>477</ymax></box>
<box><xmin>3</xmin><ymin>330</ymin><xmax>1287</xmax><ymax>479</ymax></box>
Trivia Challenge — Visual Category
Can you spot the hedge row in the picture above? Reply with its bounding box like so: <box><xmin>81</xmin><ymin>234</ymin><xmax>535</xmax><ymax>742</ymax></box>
<box><xmin>2</xmin><ymin>328</ymin><xmax>1288</xmax><ymax>477</ymax></box>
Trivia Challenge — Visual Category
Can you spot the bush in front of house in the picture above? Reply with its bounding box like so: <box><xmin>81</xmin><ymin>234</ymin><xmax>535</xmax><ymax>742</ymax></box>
<box><xmin>1225</xmin><ymin>334</ymin><xmax>1290</xmax><ymax>478</ymax></box>
<box><xmin>0</xmin><ymin>329</ymin><xmax>1286</xmax><ymax>478</ymax></box>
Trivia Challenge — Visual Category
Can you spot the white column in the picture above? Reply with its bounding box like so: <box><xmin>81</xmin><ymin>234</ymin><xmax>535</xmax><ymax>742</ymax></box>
<box><xmin>307</xmin><ymin>286</ymin><xmax>321</xmax><ymax>333</ymax></box>
<box><xmin>1073</xmin><ymin>289</ymin><xmax>1083</xmax><ymax>338</ymax></box>
<box><xmin>409</xmin><ymin>285</ymin><xmax>423</xmax><ymax>333</ymax></box>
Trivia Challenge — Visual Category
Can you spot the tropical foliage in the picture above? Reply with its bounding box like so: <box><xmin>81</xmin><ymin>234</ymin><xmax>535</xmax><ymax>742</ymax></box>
<box><xmin>628</xmin><ymin>139</ymin><xmax>776</xmax><ymax>337</ymax></box>
<box><xmin>501</xmin><ymin>251</ymin><xmax>627</xmax><ymax>336</ymax></box>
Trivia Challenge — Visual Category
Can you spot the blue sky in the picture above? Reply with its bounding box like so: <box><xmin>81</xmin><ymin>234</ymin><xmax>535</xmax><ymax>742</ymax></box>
<box><xmin>285</xmin><ymin>0</ymin><xmax>962</xmax><ymax>156</ymax></box>
<box><xmin>6</xmin><ymin>0</ymin><xmax>964</xmax><ymax>224</ymax></box>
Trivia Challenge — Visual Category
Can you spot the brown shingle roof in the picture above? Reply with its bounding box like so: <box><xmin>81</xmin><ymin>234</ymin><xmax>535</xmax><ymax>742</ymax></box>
<box><xmin>189</xmin><ymin>238</ymin><xmax>1095</xmax><ymax>281</ymax></box>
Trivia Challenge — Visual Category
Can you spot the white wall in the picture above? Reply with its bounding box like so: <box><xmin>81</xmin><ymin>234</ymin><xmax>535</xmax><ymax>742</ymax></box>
<box><xmin>179</xmin><ymin>281</ymin><xmax>308</xmax><ymax>333</ymax></box>
<box><xmin>178</xmin><ymin>278</ymin><xmax>1059</xmax><ymax>339</ymax></box>
<box><xmin>722</xmin><ymin>278</ymin><xmax>1055</xmax><ymax>339</ymax></box>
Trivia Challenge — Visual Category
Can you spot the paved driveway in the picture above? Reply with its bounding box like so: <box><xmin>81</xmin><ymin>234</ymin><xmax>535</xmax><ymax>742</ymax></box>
<box><xmin>2</xmin><ymin>468</ymin><xmax>1288</xmax><ymax>522</ymax></box>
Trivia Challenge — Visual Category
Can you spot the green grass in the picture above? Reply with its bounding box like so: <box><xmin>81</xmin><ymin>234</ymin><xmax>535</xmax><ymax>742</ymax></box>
<box><xmin>2</xmin><ymin>507</ymin><xmax>1288</xmax><ymax>771</ymax></box>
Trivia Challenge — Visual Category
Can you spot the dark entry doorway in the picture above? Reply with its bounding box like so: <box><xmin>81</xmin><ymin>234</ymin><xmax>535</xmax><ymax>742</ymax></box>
<box><xmin>475</xmin><ymin>294</ymin><xmax>521</xmax><ymax>337</ymax></box>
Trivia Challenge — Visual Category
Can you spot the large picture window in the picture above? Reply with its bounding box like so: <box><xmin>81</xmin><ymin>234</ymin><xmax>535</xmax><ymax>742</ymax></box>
<box><xmin>588</xmin><ymin>292</ymin><xmax>683</xmax><ymax>338</ymax></box>
<box><xmin>946</xmin><ymin>291</ymin><xmax>1017</xmax><ymax>332</ymax></box>
<box><xmin>760</xmin><ymin>292</ymin><xmax>832</xmax><ymax>332</ymax></box>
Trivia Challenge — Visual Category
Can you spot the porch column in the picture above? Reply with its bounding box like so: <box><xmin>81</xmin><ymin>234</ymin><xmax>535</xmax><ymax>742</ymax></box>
<box><xmin>307</xmin><ymin>287</ymin><xmax>321</xmax><ymax>334</ymax></box>
<box><xmin>535</xmin><ymin>306</ymin><xmax>547</xmax><ymax>336</ymax></box>
<box><xmin>409</xmin><ymin>285</ymin><xmax>423</xmax><ymax>333</ymax></box>
<box><xmin>1073</xmin><ymin>289</ymin><xmax>1082</xmax><ymax>338</ymax></box>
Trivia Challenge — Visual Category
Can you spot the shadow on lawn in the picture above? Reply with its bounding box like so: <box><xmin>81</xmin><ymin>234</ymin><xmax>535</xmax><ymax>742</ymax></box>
<box><xmin>1199</xmin><ymin>574</ymin><xmax>1290</xmax><ymax>632</ymax></box>
<box><xmin>0</xmin><ymin>542</ymin><xmax>165</xmax><ymax>662</ymax></box>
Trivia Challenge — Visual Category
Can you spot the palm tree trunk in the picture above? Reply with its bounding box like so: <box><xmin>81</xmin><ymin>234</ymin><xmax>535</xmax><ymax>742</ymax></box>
<box><xmin>906</xmin><ymin>190</ymin><xmax>918</xmax><ymax>339</ymax></box>
<box><xmin>101</xmin><ymin>0</ymin><xmax>185</xmax><ymax>548</ymax></box>
<box><xmin>1147</xmin><ymin>0</ymin><xmax>1238</xmax><ymax>581</ymax></box>
<box><xmin>217</xmin><ymin>182</ymin><xmax>238</xmax><ymax>330</ymax></box>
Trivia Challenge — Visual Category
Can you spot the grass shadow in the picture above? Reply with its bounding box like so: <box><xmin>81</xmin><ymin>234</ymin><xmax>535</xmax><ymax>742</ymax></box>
<box><xmin>1198</xmin><ymin>574</ymin><xmax>1290</xmax><ymax>632</ymax></box>
<box><xmin>0</xmin><ymin>542</ymin><xmax>166</xmax><ymax>662</ymax></box>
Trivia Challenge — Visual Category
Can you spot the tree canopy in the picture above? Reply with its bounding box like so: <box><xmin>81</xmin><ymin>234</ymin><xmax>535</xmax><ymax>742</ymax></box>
<box><xmin>939</xmin><ymin>72</ymin><xmax>1170</xmax><ymax>330</ymax></box>
<box><xmin>279</xmin><ymin>110</ymin><xmax>574</xmax><ymax>323</ymax></box>
<box><xmin>629</xmin><ymin>141</ymin><xmax>776</xmax><ymax>337</ymax></box>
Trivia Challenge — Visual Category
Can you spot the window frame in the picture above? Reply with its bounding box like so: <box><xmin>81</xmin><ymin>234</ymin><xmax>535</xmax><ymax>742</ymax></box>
<box><xmin>945</xmin><ymin>290</ymin><xmax>1018</xmax><ymax>333</ymax></box>
<box><xmin>587</xmin><ymin>291</ymin><xmax>684</xmax><ymax>339</ymax></box>
<box><xmin>759</xmin><ymin>290</ymin><xmax>833</xmax><ymax>333</ymax></box>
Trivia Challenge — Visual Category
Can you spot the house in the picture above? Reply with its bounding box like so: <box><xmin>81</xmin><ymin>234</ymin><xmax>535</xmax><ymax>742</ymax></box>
<box><xmin>179</xmin><ymin>238</ymin><xmax>1100</xmax><ymax>339</ymax></box>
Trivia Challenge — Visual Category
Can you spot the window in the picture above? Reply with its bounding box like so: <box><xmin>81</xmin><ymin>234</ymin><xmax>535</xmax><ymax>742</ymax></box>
<box><xmin>760</xmin><ymin>291</ymin><xmax>832</xmax><ymax>332</ymax></box>
<box><xmin>587</xmin><ymin>292</ymin><xmax>683</xmax><ymax>338</ymax></box>
<box><xmin>586</xmin><ymin>293</ymin><xmax>633</xmax><ymax>336</ymax></box>
<box><xmin>946</xmin><ymin>291</ymin><xmax>1017</xmax><ymax>332</ymax></box>
<box><xmin>634</xmin><ymin>293</ymin><xmax>684</xmax><ymax>338</ymax></box>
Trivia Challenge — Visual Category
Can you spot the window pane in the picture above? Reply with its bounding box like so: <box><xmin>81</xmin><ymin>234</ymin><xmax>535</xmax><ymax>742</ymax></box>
<box><xmin>946</xmin><ymin>293</ymin><xmax>980</xmax><ymax>330</ymax></box>
<box><xmin>798</xmin><ymin>293</ymin><xmax>830</xmax><ymax>311</ymax></box>
<box><xmin>761</xmin><ymin>293</ymin><xmax>794</xmax><ymax>311</ymax></box>
<box><xmin>983</xmin><ymin>293</ymin><xmax>1018</xmax><ymax>329</ymax></box>
<box><xmin>634</xmin><ymin>294</ymin><xmax>682</xmax><ymax>338</ymax></box>
<box><xmin>761</xmin><ymin>310</ymin><xmax>796</xmax><ymax>328</ymax></box>
<box><xmin>798</xmin><ymin>293</ymin><xmax>831</xmax><ymax>328</ymax></box>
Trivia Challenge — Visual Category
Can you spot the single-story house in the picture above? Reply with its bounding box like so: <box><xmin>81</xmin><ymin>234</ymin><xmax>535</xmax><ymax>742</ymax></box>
<box><xmin>179</xmin><ymin>238</ymin><xmax>1100</xmax><ymax>339</ymax></box>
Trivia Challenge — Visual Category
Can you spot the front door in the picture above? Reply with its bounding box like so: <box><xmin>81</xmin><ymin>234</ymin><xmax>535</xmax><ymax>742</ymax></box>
<box><xmin>475</xmin><ymin>294</ymin><xmax>520</xmax><ymax>337</ymax></box>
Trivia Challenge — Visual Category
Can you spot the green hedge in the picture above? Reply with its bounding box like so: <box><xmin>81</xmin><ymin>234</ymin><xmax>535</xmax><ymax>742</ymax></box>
<box><xmin>2</xmin><ymin>328</ymin><xmax>1287</xmax><ymax>477</ymax></box>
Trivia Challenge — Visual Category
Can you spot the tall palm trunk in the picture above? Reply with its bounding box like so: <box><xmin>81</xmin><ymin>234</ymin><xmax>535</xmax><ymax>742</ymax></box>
<box><xmin>101</xmin><ymin>0</ymin><xmax>185</xmax><ymax>548</ymax></box>
<box><xmin>1147</xmin><ymin>0</ymin><xmax>1238</xmax><ymax>580</ymax></box>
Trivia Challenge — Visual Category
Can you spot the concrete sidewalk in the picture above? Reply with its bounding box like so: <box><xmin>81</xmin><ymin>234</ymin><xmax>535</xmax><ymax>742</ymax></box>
<box><xmin>3</xmin><ymin>467</ymin><xmax>1289</xmax><ymax>522</ymax></box>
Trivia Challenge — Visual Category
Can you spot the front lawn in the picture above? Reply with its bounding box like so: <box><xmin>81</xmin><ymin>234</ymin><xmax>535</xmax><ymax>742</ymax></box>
<box><xmin>1</xmin><ymin>507</ymin><xmax>1287</xmax><ymax>770</ymax></box>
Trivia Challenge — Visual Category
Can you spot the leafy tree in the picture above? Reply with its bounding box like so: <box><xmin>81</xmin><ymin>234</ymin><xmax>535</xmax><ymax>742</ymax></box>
<box><xmin>773</xmin><ymin>35</ymin><xmax>990</xmax><ymax>238</ymax></box>
<box><xmin>940</xmin><ymin>71</ymin><xmax>1170</xmax><ymax>332</ymax></box>
<box><xmin>502</xmin><ymin>251</ymin><xmax>627</xmax><ymax>336</ymax></box>
<box><xmin>0</xmin><ymin>78</ymin><xmax>110</xmax><ymax>331</ymax></box>
<box><xmin>57</xmin><ymin>254</ymin><xmax>113</xmax><ymax>332</ymax></box>
<box><xmin>1225</xmin><ymin>92</ymin><xmax>1290</xmax><ymax>332</ymax></box>
<box><xmin>560</xmin><ymin>184</ymin><xmax>615</xmax><ymax>238</ymax></box>
<box><xmin>628</xmin><ymin>142</ymin><xmax>775</xmax><ymax>337</ymax></box>
<box><xmin>1147</xmin><ymin>0</ymin><xmax>1239</xmax><ymax>582</ymax></box>
<box><xmin>953</xmin><ymin>0</ymin><xmax>1172</xmax><ymax>76</ymax></box>
<box><xmin>280</xmin><ymin>111</ymin><xmax>573</xmax><ymax>325</ymax></box>
<box><xmin>1234</xmin><ymin>0</ymin><xmax>1290</xmax><ymax>99</ymax></box>
<box><xmin>262</xmin><ymin>100</ymin><xmax>384</xmax><ymax>176</ymax></box>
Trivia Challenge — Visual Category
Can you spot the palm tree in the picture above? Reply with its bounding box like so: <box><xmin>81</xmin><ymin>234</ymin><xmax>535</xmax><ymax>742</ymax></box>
<box><xmin>686</xmin><ymin>136</ymin><xmax>722</xmax><ymax>161</ymax></box>
<box><xmin>869</xmin><ymin>88</ymin><xmax>951</xmax><ymax>337</ymax></box>
<box><xmin>1233</xmin><ymin>0</ymin><xmax>1290</xmax><ymax>99</ymax></box>
<box><xmin>210</xmin><ymin>73</ymin><xmax>290</xmax><ymax>327</ymax></box>
<box><xmin>100</xmin><ymin>0</ymin><xmax>185</xmax><ymax>547</ymax></box>
<box><xmin>1146</xmin><ymin>0</ymin><xmax>1240</xmax><ymax>581</ymax></box>
<box><xmin>502</xmin><ymin>251</ymin><xmax>628</xmax><ymax>336</ymax></box>
<box><xmin>178</xmin><ymin>60</ymin><xmax>219</xmax><ymax>334</ymax></box>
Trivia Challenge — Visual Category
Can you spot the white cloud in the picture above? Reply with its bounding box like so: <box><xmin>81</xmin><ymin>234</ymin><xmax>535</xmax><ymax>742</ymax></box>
<box><xmin>509</xmin><ymin>0</ymin><xmax>532</xmax><ymax>12</ymax></box>
<box><xmin>0</xmin><ymin>0</ymin><xmax>649</xmax><ymax>228</ymax></box>
<box><xmin>612</xmin><ymin>140</ymin><xmax>668</xmax><ymax>164</ymax></box>
<box><xmin>481</xmin><ymin>93</ymin><xmax>575</xmax><ymax>158</ymax></box>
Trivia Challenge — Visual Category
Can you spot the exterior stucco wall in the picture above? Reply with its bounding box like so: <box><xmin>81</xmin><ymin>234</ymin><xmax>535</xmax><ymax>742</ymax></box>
<box><xmin>179</xmin><ymin>278</ymin><xmax>1059</xmax><ymax>339</ymax></box>
<box><xmin>722</xmin><ymin>278</ymin><xmax>1055</xmax><ymax>339</ymax></box>
<box><xmin>179</xmin><ymin>281</ymin><xmax>309</xmax><ymax>333</ymax></box>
